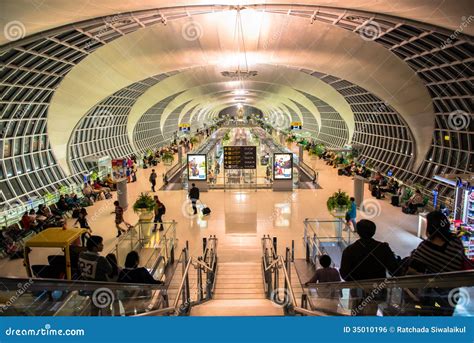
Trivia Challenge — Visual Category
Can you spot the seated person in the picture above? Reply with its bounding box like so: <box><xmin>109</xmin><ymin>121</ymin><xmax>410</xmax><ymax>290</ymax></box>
<box><xmin>93</xmin><ymin>179</ymin><xmax>110</xmax><ymax>193</ymax></box>
<box><xmin>118</xmin><ymin>251</ymin><xmax>163</xmax><ymax>284</ymax></box>
<box><xmin>104</xmin><ymin>174</ymin><xmax>117</xmax><ymax>190</ymax></box>
<box><xmin>305</xmin><ymin>255</ymin><xmax>341</xmax><ymax>313</ymax></box>
<box><xmin>83</xmin><ymin>181</ymin><xmax>98</xmax><ymax>201</ymax></box>
<box><xmin>404</xmin><ymin>189</ymin><xmax>424</xmax><ymax>214</ymax></box>
<box><xmin>56</xmin><ymin>195</ymin><xmax>71</xmax><ymax>213</ymax></box>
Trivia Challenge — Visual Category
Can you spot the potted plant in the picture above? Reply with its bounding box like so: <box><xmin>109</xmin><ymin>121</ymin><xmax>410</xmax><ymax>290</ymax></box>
<box><xmin>162</xmin><ymin>151</ymin><xmax>174</xmax><ymax>166</ymax></box>
<box><xmin>133</xmin><ymin>193</ymin><xmax>156</xmax><ymax>220</ymax></box>
<box><xmin>327</xmin><ymin>190</ymin><xmax>351</xmax><ymax>218</ymax></box>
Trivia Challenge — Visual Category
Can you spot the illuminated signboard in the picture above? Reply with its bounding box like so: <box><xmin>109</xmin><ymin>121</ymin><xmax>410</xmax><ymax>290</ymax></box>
<box><xmin>273</xmin><ymin>153</ymin><xmax>293</xmax><ymax>180</ymax></box>
<box><xmin>224</xmin><ymin>146</ymin><xmax>257</xmax><ymax>169</ymax></box>
<box><xmin>179</xmin><ymin>123</ymin><xmax>191</xmax><ymax>132</ymax></box>
<box><xmin>187</xmin><ymin>154</ymin><xmax>207</xmax><ymax>181</ymax></box>
<box><xmin>291</xmin><ymin>121</ymin><xmax>302</xmax><ymax>130</ymax></box>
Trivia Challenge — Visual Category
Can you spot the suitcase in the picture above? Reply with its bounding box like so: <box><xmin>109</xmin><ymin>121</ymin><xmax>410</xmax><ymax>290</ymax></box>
<box><xmin>391</xmin><ymin>195</ymin><xmax>399</xmax><ymax>207</ymax></box>
<box><xmin>337</xmin><ymin>169</ymin><xmax>343</xmax><ymax>176</ymax></box>
<box><xmin>202</xmin><ymin>207</ymin><xmax>211</xmax><ymax>216</ymax></box>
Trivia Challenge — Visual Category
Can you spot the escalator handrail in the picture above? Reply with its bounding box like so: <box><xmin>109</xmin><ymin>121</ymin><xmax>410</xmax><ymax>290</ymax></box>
<box><xmin>306</xmin><ymin>269</ymin><xmax>474</xmax><ymax>291</ymax></box>
<box><xmin>0</xmin><ymin>276</ymin><xmax>165</xmax><ymax>292</ymax></box>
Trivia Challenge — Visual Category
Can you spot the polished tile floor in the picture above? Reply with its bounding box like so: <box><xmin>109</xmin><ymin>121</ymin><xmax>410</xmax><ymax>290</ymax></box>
<box><xmin>0</xmin><ymin>148</ymin><xmax>422</xmax><ymax>277</ymax></box>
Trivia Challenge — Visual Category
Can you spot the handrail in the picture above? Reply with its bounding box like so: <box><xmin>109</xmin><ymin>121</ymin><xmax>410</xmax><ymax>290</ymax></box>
<box><xmin>172</xmin><ymin>256</ymin><xmax>194</xmax><ymax>310</ymax></box>
<box><xmin>306</xmin><ymin>270</ymin><xmax>474</xmax><ymax>291</ymax></box>
<box><xmin>0</xmin><ymin>277</ymin><xmax>165</xmax><ymax>292</ymax></box>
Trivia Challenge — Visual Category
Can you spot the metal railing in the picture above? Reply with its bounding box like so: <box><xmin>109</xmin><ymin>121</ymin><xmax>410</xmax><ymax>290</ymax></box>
<box><xmin>302</xmin><ymin>270</ymin><xmax>474</xmax><ymax>316</ymax></box>
<box><xmin>135</xmin><ymin>236</ymin><xmax>218</xmax><ymax>316</ymax></box>
<box><xmin>303</xmin><ymin>218</ymin><xmax>355</xmax><ymax>267</ymax></box>
<box><xmin>108</xmin><ymin>220</ymin><xmax>177</xmax><ymax>279</ymax></box>
<box><xmin>262</xmin><ymin>235</ymin><xmax>298</xmax><ymax>315</ymax></box>
<box><xmin>0</xmin><ymin>277</ymin><xmax>166</xmax><ymax>316</ymax></box>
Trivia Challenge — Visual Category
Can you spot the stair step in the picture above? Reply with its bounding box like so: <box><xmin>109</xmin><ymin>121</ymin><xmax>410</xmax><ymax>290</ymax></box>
<box><xmin>215</xmin><ymin>283</ymin><xmax>263</xmax><ymax>289</ymax></box>
<box><xmin>214</xmin><ymin>288</ymin><xmax>265</xmax><ymax>295</ymax></box>
<box><xmin>191</xmin><ymin>299</ymin><xmax>283</xmax><ymax>316</ymax></box>
<box><xmin>214</xmin><ymin>293</ymin><xmax>267</xmax><ymax>300</ymax></box>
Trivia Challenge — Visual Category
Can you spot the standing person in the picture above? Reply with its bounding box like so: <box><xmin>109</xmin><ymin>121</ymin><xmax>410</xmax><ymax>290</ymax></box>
<box><xmin>188</xmin><ymin>183</ymin><xmax>200</xmax><ymax>215</ymax></box>
<box><xmin>149</xmin><ymin>169</ymin><xmax>157</xmax><ymax>192</ymax></box>
<box><xmin>340</xmin><ymin>220</ymin><xmax>401</xmax><ymax>315</ymax></box>
<box><xmin>152</xmin><ymin>196</ymin><xmax>166</xmax><ymax>232</ymax></box>
<box><xmin>112</xmin><ymin>201</ymin><xmax>133</xmax><ymax>237</ymax></box>
<box><xmin>344</xmin><ymin>197</ymin><xmax>357</xmax><ymax>232</ymax></box>
<box><xmin>75</xmin><ymin>208</ymin><xmax>92</xmax><ymax>246</ymax></box>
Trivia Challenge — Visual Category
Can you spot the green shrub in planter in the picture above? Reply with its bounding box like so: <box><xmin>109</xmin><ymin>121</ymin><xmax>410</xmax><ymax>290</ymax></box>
<box><xmin>133</xmin><ymin>193</ymin><xmax>156</xmax><ymax>213</ymax></box>
<box><xmin>327</xmin><ymin>190</ymin><xmax>351</xmax><ymax>213</ymax></box>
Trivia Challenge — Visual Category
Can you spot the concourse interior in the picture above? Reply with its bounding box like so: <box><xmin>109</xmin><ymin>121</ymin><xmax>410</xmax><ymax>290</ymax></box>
<box><xmin>0</xmin><ymin>0</ymin><xmax>473</xmax><ymax>318</ymax></box>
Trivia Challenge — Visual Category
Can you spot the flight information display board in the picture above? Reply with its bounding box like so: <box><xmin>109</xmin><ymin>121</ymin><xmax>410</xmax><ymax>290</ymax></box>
<box><xmin>224</xmin><ymin>146</ymin><xmax>257</xmax><ymax>169</ymax></box>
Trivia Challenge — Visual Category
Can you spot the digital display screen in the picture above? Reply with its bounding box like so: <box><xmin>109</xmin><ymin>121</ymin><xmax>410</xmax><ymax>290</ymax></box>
<box><xmin>224</xmin><ymin>146</ymin><xmax>257</xmax><ymax>169</ymax></box>
<box><xmin>273</xmin><ymin>153</ymin><xmax>293</xmax><ymax>180</ymax></box>
<box><xmin>187</xmin><ymin>154</ymin><xmax>207</xmax><ymax>181</ymax></box>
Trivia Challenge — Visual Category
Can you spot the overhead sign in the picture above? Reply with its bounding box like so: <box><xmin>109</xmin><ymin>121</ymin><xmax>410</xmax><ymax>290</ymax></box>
<box><xmin>291</xmin><ymin>121</ymin><xmax>302</xmax><ymax>130</ymax></box>
<box><xmin>224</xmin><ymin>146</ymin><xmax>257</xmax><ymax>169</ymax></box>
<box><xmin>179</xmin><ymin>123</ymin><xmax>191</xmax><ymax>132</ymax></box>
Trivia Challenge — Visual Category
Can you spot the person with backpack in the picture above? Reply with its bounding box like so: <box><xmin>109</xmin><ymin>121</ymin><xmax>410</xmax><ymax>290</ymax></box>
<box><xmin>149</xmin><ymin>169</ymin><xmax>157</xmax><ymax>192</ymax></box>
<box><xmin>152</xmin><ymin>196</ymin><xmax>166</xmax><ymax>232</ymax></box>
<box><xmin>344</xmin><ymin>197</ymin><xmax>357</xmax><ymax>232</ymax></box>
<box><xmin>188</xmin><ymin>183</ymin><xmax>200</xmax><ymax>215</ymax></box>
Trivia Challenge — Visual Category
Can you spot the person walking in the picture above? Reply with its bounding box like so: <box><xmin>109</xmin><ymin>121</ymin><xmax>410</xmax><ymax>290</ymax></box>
<box><xmin>74</xmin><ymin>208</ymin><xmax>92</xmax><ymax>246</ymax></box>
<box><xmin>152</xmin><ymin>196</ymin><xmax>166</xmax><ymax>232</ymax></box>
<box><xmin>112</xmin><ymin>201</ymin><xmax>133</xmax><ymax>237</ymax></box>
<box><xmin>149</xmin><ymin>169</ymin><xmax>157</xmax><ymax>192</ymax></box>
<box><xmin>344</xmin><ymin>197</ymin><xmax>357</xmax><ymax>232</ymax></box>
<box><xmin>188</xmin><ymin>183</ymin><xmax>200</xmax><ymax>215</ymax></box>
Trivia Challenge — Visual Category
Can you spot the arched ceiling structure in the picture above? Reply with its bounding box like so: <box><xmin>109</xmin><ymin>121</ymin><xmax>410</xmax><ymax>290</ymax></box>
<box><xmin>45</xmin><ymin>10</ymin><xmax>433</xmax><ymax>173</ymax></box>
<box><xmin>1</xmin><ymin>0</ymin><xmax>472</xmax><ymax>203</ymax></box>
<box><xmin>2</xmin><ymin>0</ymin><xmax>472</xmax><ymax>45</ymax></box>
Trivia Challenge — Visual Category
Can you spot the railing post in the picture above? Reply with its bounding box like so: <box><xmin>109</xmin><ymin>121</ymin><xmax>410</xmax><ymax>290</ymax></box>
<box><xmin>291</xmin><ymin>240</ymin><xmax>295</xmax><ymax>262</ymax></box>
<box><xmin>197</xmin><ymin>257</ymin><xmax>203</xmax><ymax>301</ymax></box>
<box><xmin>202</xmin><ymin>237</ymin><xmax>207</xmax><ymax>255</ymax></box>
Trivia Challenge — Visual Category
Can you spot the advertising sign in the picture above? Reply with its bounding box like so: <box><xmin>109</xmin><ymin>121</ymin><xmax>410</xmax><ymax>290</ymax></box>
<box><xmin>187</xmin><ymin>154</ymin><xmax>207</xmax><ymax>180</ymax></box>
<box><xmin>273</xmin><ymin>153</ymin><xmax>293</xmax><ymax>180</ymax></box>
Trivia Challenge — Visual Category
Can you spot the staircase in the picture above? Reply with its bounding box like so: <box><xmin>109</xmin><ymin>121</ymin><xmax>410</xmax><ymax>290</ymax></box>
<box><xmin>190</xmin><ymin>236</ymin><xmax>284</xmax><ymax>316</ymax></box>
